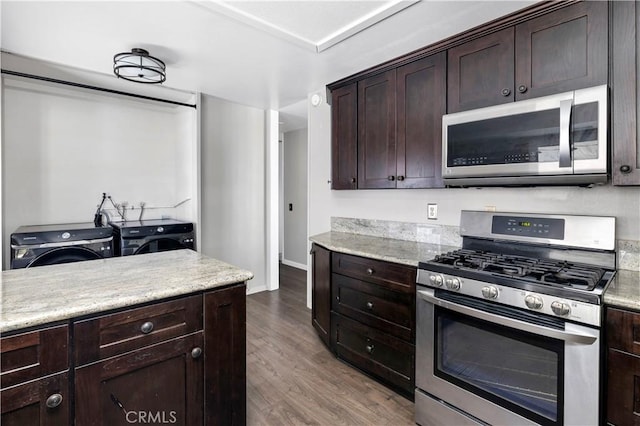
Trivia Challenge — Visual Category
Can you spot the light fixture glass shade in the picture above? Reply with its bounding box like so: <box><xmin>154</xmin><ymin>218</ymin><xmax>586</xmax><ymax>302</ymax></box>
<box><xmin>113</xmin><ymin>48</ymin><xmax>166</xmax><ymax>84</ymax></box>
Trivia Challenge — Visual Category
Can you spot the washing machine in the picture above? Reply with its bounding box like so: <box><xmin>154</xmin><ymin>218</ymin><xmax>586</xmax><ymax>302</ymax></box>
<box><xmin>109</xmin><ymin>219</ymin><xmax>195</xmax><ymax>256</ymax></box>
<box><xmin>10</xmin><ymin>223</ymin><xmax>114</xmax><ymax>269</ymax></box>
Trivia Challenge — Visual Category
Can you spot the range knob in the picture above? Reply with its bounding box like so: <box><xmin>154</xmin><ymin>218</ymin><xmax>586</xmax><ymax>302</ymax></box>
<box><xmin>445</xmin><ymin>277</ymin><xmax>461</xmax><ymax>291</ymax></box>
<box><xmin>551</xmin><ymin>301</ymin><xmax>571</xmax><ymax>316</ymax></box>
<box><xmin>524</xmin><ymin>294</ymin><xmax>544</xmax><ymax>310</ymax></box>
<box><xmin>429</xmin><ymin>275</ymin><xmax>444</xmax><ymax>287</ymax></box>
<box><xmin>481</xmin><ymin>286</ymin><xmax>499</xmax><ymax>300</ymax></box>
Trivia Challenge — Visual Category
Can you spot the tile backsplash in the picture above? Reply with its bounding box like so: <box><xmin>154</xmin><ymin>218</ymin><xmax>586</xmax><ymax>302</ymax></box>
<box><xmin>331</xmin><ymin>217</ymin><xmax>640</xmax><ymax>272</ymax></box>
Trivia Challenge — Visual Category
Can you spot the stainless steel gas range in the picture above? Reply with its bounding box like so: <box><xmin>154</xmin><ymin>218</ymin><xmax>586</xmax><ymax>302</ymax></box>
<box><xmin>415</xmin><ymin>211</ymin><xmax>616</xmax><ymax>426</ymax></box>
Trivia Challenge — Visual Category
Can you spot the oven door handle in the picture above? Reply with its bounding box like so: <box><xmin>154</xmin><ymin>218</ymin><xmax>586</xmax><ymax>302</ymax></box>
<box><xmin>417</xmin><ymin>289</ymin><xmax>597</xmax><ymax>345</ymax></box>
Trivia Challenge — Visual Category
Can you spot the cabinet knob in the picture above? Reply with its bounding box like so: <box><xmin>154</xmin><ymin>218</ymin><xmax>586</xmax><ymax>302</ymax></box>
<box><xmin>46</xmin><ymin>393</ymin><xmax>63</xmax><ymax>409</ymax></box>
<box><xmin>501</xmin><ymin>88</ymin><xmax>511</xmax><ymax>96</ymax></box>
<box><xmin>191</xmin><ymin>347</ymin><xmax>203</xmax><ymax>359</ymax></box>
<box><xmin>620</xmin><ymin>165</ymin><xmax>632</xmax><ymax>174</ymax></box>
<box><xmin>397</xmin><ymin>175</ymin><xmax>405</xmax><ymax>181</ymax></box>
<box><xmin>366</xmin><ymin>268</ymin><xmax>374</xmax><ymax>275</ymax></box>
<box><xmin>366</xmin><ymin>344</ymin><xmax>374</xmax><ymax>354</ymax></box>
<box><xmin>351</xmin><ymin>177</ymin><xmax>356</xmax><ymax>184</ymax></box>
<box><xmin>387</xmin><ymin>175</ymin><xmax>395</xmax><ymax>181</ymax></box>
<box><xmin>140</xmin><ymin>321</ymin><xmax>154</xmax><ymax>334</ymax></box>
<box><xmin>518</xmin><ymin>85</ymin><xmax>528</xmax><ymax>94</ymax></box>
<box><xmin>366</xmin><ymin>301</ymin><xmax>374</xmax><ymax>310</ymax></box>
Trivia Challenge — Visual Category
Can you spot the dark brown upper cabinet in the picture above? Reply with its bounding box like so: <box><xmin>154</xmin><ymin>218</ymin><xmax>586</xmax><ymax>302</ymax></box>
<box><xmin>331</xmin><ymin>83</ymin><xmax>358</xmax><ymax>189</ymax></box>
<box><xmin>358</xmin><ymin>70</ymin><xmax>397</xmax><ymax>189</ymax></box>
<box><xmin>448</xmin><ymin>27</ymin><xmax>515</xmax><ymax>113</ymax></box>
<box><xmin>448</xmin><ymin>1</ymin><xmax>608</xmax><ymax>113</ymax></box>
<box><xmin>611</xmin><ymin>0</ymin><xmax>640</xmax><ymax>186</ymax></box>
<box><xmin>356</xmin><ymin>53</ymin><xmax>446</xmax><ymax>189</ymax></box>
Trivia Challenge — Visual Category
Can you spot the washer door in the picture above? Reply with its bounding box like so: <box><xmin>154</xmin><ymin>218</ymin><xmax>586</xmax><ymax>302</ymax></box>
<box><xmin>28</xmin><ymin>247</ymin><xmax>102</xmax><ymax>268</ymax></box>
<box><xmin>134</xmin><ymin>238</ymin><xmax>187</xmax><ymax>255</ymax></box>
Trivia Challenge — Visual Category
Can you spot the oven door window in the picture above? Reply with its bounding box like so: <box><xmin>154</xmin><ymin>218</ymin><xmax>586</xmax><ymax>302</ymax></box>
<box><xmin>435</xmin><ymin>307</ymin><xmax>564</xmax><ymax>426</ymax></box>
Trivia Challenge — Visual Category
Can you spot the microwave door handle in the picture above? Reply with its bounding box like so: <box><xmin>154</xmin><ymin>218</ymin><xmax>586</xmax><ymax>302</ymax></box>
<box><xmin>417</xmin><ymin>289</ymin><xmax>597</xmax><ymax>344</ymax></box>
<box><xmin>559</xmin><ymin>99</ymin><xmax>573</xmax><ymax>168</ymax></box>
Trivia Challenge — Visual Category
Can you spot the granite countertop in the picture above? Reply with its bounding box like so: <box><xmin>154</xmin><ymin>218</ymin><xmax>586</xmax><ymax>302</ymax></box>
<box><xmin>1</xmin><ymin>249</ymin><xmax>253</xmax><ymax>333</ymax></box>
<box><xmin>604</xmin><ymin>269</ymin><xmax>640</xmax><ymax>311</ymax></box>
<box><xmin>310</xmin><ymin>231</ymin><xmax>458</xmax><ymax>267</ymax></box>
<box><xmin>311</xmin><ymin>231</ymin><xmax>640</xmax><ymax>310</ymax></box>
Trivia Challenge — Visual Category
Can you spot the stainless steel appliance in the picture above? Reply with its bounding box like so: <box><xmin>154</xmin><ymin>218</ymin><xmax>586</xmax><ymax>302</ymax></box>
<box><xmin>415</xmin><ymin>211</ymin><xmax>616</xmax><ymax>426</ymax></box>
<box><xmin>442</xmin><ymin>85</ymin><xmax>608</xmax><ymax>187</ymax></box>
<box><xmin>10</xmin><ymin>223</ymin><xmax>114</xmax><ymax>269</ymax></box>
<box><xmin>109</xmin><ymin>219</ymin><xmax>195</xmax><ymax>256</ymax></box>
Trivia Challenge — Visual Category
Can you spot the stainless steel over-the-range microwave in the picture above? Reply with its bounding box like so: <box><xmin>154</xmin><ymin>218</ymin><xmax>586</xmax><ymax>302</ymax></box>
<box><xmin>442</xmin><ymin>85</ymin><xmax>608</xmax><ymax>187</ymax></box>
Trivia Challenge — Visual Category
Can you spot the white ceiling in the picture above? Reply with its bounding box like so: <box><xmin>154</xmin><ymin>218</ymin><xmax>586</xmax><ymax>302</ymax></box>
<box><xmin>0</xmin><ymin>0</ymin><xmax>537</xmax><ymax>132</ymax></box>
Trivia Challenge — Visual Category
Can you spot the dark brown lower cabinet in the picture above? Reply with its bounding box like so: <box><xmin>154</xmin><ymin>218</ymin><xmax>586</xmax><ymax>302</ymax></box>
<box><xmin>607</xmin><ymin>307</ymin><xmax>640</xmax><ymax>425</ymax></box>
<box><xmin>204</xmin><ymin>284</ymin><xmax>246</xmax><ymax>426</ymax></box>
<box><xmin>1</xmin><ymin>283</ymin><xmax>247</xmax><ymax>426</ymax></box>
<box><xmin>311</xmin><ymin>243</ymin><xmax>331</xmax><ymax>348</ymax></box>
<box><xmin>75</xmin><ymin>333</ymin><xmax>203</xmax><ymax>426</ymax></box>
<box><xmin>0</xmin><ymin>372</ymin><xmax>69</xmax><ymax>426</ymax></box>
<box><xmin>311</xmin><ymin>248</ymin><xmax>416</xmax><ymax>399</ymax></box>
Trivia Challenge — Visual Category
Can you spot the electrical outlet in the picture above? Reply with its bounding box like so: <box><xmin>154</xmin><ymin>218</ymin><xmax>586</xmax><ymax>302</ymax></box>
<box><xmin>427</xmin><ymin>203</ymin><xmax>438</xmax><ymax>220</ymax></box>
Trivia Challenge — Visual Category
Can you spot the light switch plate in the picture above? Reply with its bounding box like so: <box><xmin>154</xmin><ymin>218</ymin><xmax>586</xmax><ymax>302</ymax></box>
<box><xmin>427</xmin><ymin>203</ymin><xmax>438</xmax><ymax>220</ymax></box>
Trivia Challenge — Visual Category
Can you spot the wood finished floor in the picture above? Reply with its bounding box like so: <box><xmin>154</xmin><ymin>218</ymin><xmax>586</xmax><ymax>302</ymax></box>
<box><xmin>246</xmin><ymin>264</ymin><xmax>415</xmax><ymax>425</ymax></box>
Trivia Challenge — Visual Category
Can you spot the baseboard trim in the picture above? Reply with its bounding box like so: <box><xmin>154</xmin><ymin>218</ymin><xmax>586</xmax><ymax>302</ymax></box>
<box><xmin>281</xmin><ymin>259</ymin><xmax>308</xmax><ymax>271</ymax></box>
<box><xmin>246</xmin><ymin>284</ymin><xmax>268</xmax><ymax>295</ymax></box>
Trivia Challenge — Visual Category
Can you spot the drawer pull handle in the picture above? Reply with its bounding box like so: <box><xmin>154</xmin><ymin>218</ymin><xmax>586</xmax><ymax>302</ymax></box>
<box><xmin>366</xmin><ymin>301</ymin><xmax>374</xmax><ymax>310</ymax></box>
<box><xmin>366</xmin><ymin>344</ymin><xmax>374</xmax><ymax>354</ymax></box>
<box><xmin>140</xmin><ymin>321</ymin><xmax>154</xmax><ymax>334</ymax></box>
<box><xmin>366</xmin><ymin>268</ymin><xmax>374</xmax><ymax>275</ymax></box>
<box><xmin>191</xmin><ymin>347</ymin><xmax>203</xmax><ymax>359</ymax></box>
<box><xmin>46</xmin><ymin>393</ymin><xmax>63</xmax><ymax>409</ymax></box>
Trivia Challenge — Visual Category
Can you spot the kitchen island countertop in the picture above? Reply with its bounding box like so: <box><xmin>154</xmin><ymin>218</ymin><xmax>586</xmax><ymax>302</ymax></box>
<box><xmin>1</xmin><ymin>249</ymin><xmax>253</xmax><ymax>333</ymax></box>
<box><xmin>310</xmin><ymin>231</ymin><xmax>458</xmax><ymax>267</ymax></box>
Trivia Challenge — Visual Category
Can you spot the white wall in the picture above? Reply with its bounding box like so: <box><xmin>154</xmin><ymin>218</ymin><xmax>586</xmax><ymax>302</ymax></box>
<box><xmin>282</xmin><ymin>127</ymin><xmax>308</xmax><ymax>269</ymax></box>
<box><xmin>200</xmin><ymin>94</ymin><xmax>267</xmax><ymax>294</ymax></box>
<box><xmin>306</xmin><ymin>90</ymin><xmax>640</xmax><ymax>305</ymax></box>
<box><xmin>1</xmin><ymin>77</ymin><xmax>196</xmax><ymax>269</ymax></box>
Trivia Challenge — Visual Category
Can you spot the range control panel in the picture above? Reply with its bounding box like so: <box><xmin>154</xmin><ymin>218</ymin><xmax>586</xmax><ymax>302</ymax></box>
<box><xmin>491</xmin><ymin>215</ymin><xmax>565</xmax><ymax>240</ymax></box>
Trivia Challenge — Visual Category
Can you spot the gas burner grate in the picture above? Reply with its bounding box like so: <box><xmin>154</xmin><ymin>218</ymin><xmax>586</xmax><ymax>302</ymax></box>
<box><xmin>432</xmin><ymin>249</ymin><xmax>605</xmax><ymax>291</ymax></box>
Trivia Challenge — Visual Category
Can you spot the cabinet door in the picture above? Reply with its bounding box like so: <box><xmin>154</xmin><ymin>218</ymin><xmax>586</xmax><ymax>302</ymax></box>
<box><xmin>358</xmin><ymin>70</ymin><xmax>397</xmax><ymax>189</ymax></box>
<box><xmin>607</xmin><ymin>349</ymin><xmax>640</xmax><ymax>425</ymax></box>
<box><xmin>331</xmin><ymin>83</ymin><xmax>358</xmax><ymax>189</ymax></box>
<box><xmin>515</xmin><ymin>1</ymin><xmax>607</xmax><ymax>100</ymax></box>
<box><xmin>204</xmin><ymin>284</ymin><xmax>246</xmax><ymax>426</ymax></box>
<box><xmin>75</xmin><ymin>333</ymin><xmax>204</xmax><ymax>426</ymax></box>
<box><xmin>612</xmin><ymin>0</ymin><xmax>640</xmax><ymax>185</ymax></box>
<box><xmin>396</xmin><ymin>53</ymin><xmax>446</xmax><ymax>188</ymax></box>
<box><xmin>311</xmin><ymin>244</ymin><xmax>331</xmax><ymax>348</ymax></box>
<box><xmin>1</xmin><ymin>372</ymin><xmax>69</xmax><ymax>426</ymax></box>
<box><xmin>447</xmin><ymin>27</ymin><xmax>515</xmax><ymax>113</ymax></box>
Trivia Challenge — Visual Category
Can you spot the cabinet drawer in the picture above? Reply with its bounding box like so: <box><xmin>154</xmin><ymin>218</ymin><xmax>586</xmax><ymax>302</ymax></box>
<box><xmin>75</xmin><ymin>295</ymin><xmax>203</xmax><ymax>365</ymax></box>
<box><xmin>332</xmin><ymin>273</ymin><xmax>413</xmax><ymax>342</ymax></box>
<box><xmin>332</xmin><ymin>313</ymin><xmax>414</xmax><ymax>397</ymax></box>
<box><xmin>332</xmin><ymin>253</ymin><xmax>416</xmax><ymax>294</ymax></box>
<box><xmin>607</xmin><ymin>307</ymin><xmax>640</xmax><ymax>356</ymax></box>
<box><xmin>1</xmin><ymin>325</ymin><xmax>68</xmax><ymax>389</ymax></box>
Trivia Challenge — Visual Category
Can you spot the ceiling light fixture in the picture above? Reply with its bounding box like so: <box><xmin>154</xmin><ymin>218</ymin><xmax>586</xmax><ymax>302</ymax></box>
<box><xmin>113</xmin><ymin>48</ymin><xmax>166</xmax><ymax>84</ymax></box>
